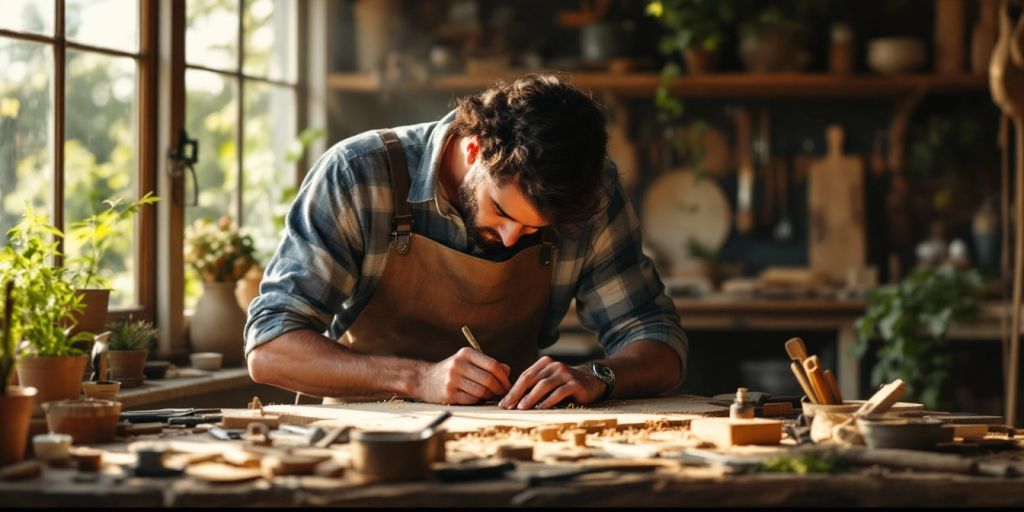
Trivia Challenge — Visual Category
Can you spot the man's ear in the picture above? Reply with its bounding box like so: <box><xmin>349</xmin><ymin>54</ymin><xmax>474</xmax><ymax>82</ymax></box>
<box><xmin>464</xmin><ymin>136</ymin><xmax>481</xmax><ymax>165</ymax></box>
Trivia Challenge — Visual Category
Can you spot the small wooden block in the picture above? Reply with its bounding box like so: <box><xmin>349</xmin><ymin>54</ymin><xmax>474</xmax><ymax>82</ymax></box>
<box><xmin>0</xmin><ymin>460</ymin><xmax>42</xmax><ymax>481</ymax></box>
<box><xmin>538</xmin><ymin>427</ymin><xmax>560</xmax><ymax>442</ymax></box>
<box><xmin>951</xmin><ymin>424</ymin><xmax>988</xmax><ymax>440</ymax></box>
<box><xmin>222</xmin><ymin>449</ymin><xmax>264</xmax><ymax>468</ymax></box>
<box><xmin>125</xmin><ymin>422</ymin><xmax>165</xmax><ymax>436</ymax></box>
<box><xmin>186</xmin><ymin>462</ymin><xmax>263</xmax><ymax>484</ymax></box>
<box><xmin>761</xmin><ymin>402</ymin><xmax>794</xmax><ymax>417</ymax></box>
<box><xmin>260</xmin><ymin>454</ymin><xmax>330</xmax><ymax>477</ymax></box>
<box><xmin>221</xmin><ymin>412</ymin><xmax>281</xmax><ymax>429</ymax></box>
<box><xmin>313</xmin><ymin>459</ymin><xmax>346</xmax><ymax>478</ymax></box>
<box><xmin>72</xmin><ymin>448</ymin><xmax>104</xmax><ymax>472</ymax></box>
<box><xmin>571</xmin><ymin>429</ymin><xmax>587</xmax><ymax>447</ymax></box>
<box><xmin>689</xmin><ymin>418</ymin><xmax>783</xmax><ymax>447</ymax></box>
<box><xmin>496</xmin><ymin>445</ymin><xmax>533</xmax><ymax>461</ymax></box>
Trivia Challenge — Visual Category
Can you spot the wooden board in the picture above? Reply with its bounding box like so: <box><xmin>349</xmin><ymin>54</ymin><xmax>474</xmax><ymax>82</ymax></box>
<box><xmin>253</xmin><ymin>395</ymin><xmax>729</xmax><ymax>434</ymax></box>
<box><xmin>808</xmin><ymin>125</ymin><xmax>866</xmax><ymax>284</ymax></box>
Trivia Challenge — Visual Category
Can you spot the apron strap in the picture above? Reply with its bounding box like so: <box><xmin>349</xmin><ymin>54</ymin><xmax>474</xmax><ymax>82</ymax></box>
<box><xmin>539</xmin><ymin>228</ymin><xmax>556</xmax><ymax>267</ymax></box>
<box><xmin>377</xmin><ymin>129</ymin><xmax>413</xmax><ymax>255</ymax></box>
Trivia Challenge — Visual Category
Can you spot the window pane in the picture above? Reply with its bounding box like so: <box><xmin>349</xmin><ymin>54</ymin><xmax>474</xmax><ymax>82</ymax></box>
<box><xmin>185</xmin><ymin>69</ymin><xmax>238</xmax><ymax>309</ymax></box>
<box><xmin>0</xmin><ymin>39</ymin><xmax>53</xmax><ymax>236</ymax></box>
<box><xmin>0</xmin><ymin>1</ymin><xmax>54</xmax><ymax>36</ymax></box>
<box><xmin>64</xmin><ymin>50</ymin><xmax>139</xmax><ymax>306</ymax></box>
<box><xmin>65</xmin><ymin>0</ymin><xmax>139</xmax><ymax>52</ymax></box>
<box><xmin>243</xmin><ymin>81</ymin><xmax>295</xmax><ymax>263</ymax></box>
<box><xmin>186</xmin><ymin>0</ymin><xmax>239</xmax><ymax>71</ymax></box>
<box><xmin>243</xmin><ymin>0</ymin><xmax>296</xmax><ymax>82</ymax></box>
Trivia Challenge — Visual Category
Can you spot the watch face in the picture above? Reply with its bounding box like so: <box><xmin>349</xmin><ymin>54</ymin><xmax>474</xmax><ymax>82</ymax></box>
<box><xmin>592</xmin><ymin>363</ymin><xmax>615</xmax><ymax>385</ymax></box>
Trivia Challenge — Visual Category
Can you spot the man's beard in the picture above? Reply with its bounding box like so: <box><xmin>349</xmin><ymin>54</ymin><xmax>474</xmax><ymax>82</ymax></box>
<box><xmin>458</xmin><ymin>176</ymin><xmax>505</xmax><ymax>254</ymax></box>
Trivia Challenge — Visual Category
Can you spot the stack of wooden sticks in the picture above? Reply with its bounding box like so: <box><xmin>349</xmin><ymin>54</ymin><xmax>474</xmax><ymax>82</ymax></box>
<box><xmin>785</xmin><ymin>337</ymin><xmax>844</xmax><ymax>404</ymax></box>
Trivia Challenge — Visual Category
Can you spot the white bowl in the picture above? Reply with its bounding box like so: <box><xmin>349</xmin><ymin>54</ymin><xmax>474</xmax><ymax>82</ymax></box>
<box><xmin>867</xmin><ymin>37</ymin><xmax>927</xmax><ymax>74</ymax></box>
<box><xmin>190</xmin><ymin>352</ymin><xmax>223</xmax><ymax>371</ymax></box>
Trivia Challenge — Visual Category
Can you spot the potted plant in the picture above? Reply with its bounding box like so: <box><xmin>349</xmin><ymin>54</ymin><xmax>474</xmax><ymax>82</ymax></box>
<box><xmin>0</xmin><ymin>281</ymin><xmax>37</xmax><ymax>465</ymax></box>
<box><xmin>185</xmin><ymin>217</ymin><xmax>257</xmax><ymax>367</ymax></box>
<box><xmin>0</xmin><ymin>207</ymin><xmax>94</xmax><ymax>416</ymax></box>
<box><xmin>646</xmin><ymin>0</ymin><xmax>736</xmax><ymax>74</ymax></box>
<box><xmin>66</xmin><ymin>192</ymin><xmax>160</xmax><ymax>338</ymax></box>
<box><xmin>855</xmin><ymin>266</ymin><xmax>985</xmax><ymax>410</ymax></box>
<box><xmin>735</xmin><ymin>1</ymin><xmax>824</xmax><ymax>73</ymax></box>
<box><xmin>105</xmin><ymin>319</ymin><xmax>158</xmax><ymax>389</ymax></box>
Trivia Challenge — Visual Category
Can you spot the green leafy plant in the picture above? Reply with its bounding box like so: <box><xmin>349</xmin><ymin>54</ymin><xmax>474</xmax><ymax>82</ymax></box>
<box><xmin>646</xmin><ymin>0</ymin><xmax>736</xmax><ymax>123</ymax></box>
<box><xmin>855</xmin><ymin>267</ymin><xmax>985</xmax><ymax>410</ymax></box>
<box><xmin>0</xmin><ymin>206</ymin><xmax>93</xmax><ymax>357</ymax></box>
<box><xmin>66</xmin><ymin>191</ymin><xmax>160</xmax><ymax>289</ymax></box>
<box><xmin>762</xmin><ymin>451</ymin><xmax>847</xmax><ymax>474</ymax></box>
<box><xmin>185</xmin><ymin>217</ymin><xmax>257</xmax><ymax>283</ymax></box>
<box><xmin>1</xmin><ymin>281</ymin><xmax>15</xmax><ymax>395</ymax></box>
<box><xmin>106</xmin><ymin>318</ymin><xmax>158</xmax><ymax>352</ymax></box>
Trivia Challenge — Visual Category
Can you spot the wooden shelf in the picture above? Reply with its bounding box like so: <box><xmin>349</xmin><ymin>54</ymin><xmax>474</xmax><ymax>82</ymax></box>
<box><xmin>327</xmin><ymin>71</ymin><xmax>989</xmax><ymax>98</ymax></box>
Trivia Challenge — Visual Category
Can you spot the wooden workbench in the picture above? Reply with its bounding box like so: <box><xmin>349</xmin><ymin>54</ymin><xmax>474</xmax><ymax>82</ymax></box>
<box><xmin>2</xmin><ymin>396</ymin><xmax>1022</xmax><ymax>507</ymax></box>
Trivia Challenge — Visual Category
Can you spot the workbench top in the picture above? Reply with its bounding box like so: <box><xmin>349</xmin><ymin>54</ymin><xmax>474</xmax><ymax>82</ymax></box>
<box><xmin>2</xmin><ymin>396</ymin><xmax>1022</xmax><ymax>507</ymax></box>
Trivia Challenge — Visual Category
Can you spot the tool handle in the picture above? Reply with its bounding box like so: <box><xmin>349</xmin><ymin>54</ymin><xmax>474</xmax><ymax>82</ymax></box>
<box><xmin>803</xmin><ymin>356</ymin><xmax>836</xmax><ymax>404</ymax></box>
<box><xmin>790</xmin><ymin>361</ymin><xmax>820</xmax><ymax>404</ymax></box>
<box><xmin>785</xmin><ymin>337</ymin><xmax>809</xmax><ymax>363</ymax></box>
<box><xmin>823</xmin><ymin>369</ymin><xmax>844</xmax><ymax>403</ymax></box>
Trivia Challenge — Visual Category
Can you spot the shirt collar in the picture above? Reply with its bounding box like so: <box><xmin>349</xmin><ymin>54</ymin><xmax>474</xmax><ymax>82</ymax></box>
<box><xmin>408</xmin><ymin>109</ymin><xmax>457</xmax><ymax>204</ymax></box>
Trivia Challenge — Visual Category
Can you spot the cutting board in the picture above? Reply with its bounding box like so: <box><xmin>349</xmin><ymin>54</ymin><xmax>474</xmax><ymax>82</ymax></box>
<box><xmin>808</xmin><ymin>125</ymin><xmax>866</xmax><ymax>284</ymax></box>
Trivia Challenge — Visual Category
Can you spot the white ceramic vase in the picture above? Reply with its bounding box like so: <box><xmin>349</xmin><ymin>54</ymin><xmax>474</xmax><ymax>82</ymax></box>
<box><xmin>189</xmin><ymin>281</ymin><xmax>246</xmax><ymax>367</ymax></box>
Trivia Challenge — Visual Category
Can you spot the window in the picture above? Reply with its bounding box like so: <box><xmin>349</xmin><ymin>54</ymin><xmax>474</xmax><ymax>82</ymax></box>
<box><xmin>183</xmin><ymin>0</ymin><xmax>303</xmax><ymax>309</ymax></box>
<box><xmin>0</xmin><ymin>0</ymin><xmax>156</xmax><ymax>315</ymax></box>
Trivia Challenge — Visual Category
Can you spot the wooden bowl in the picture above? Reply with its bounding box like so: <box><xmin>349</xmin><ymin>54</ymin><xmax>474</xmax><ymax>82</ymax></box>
<box><xmin>867</xmin><ymin>37</ymin><xmax>927</xmax><ymax>74</ymax></box>
<box><xmin>349</xmin><ymin>430</ymin><xmax>438</xmax><ymax>483</ymax></box>
<box><xmin>42</xmin><ymin>399</ymin><xmax>122</xmax><ymax>444</ymax></box>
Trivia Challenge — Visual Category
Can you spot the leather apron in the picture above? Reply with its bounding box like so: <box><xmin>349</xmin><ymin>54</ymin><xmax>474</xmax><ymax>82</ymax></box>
<box><xmin>323</xmin><ymin>129</ymin><xmax>555</xmax><ymax>403</ymax></box>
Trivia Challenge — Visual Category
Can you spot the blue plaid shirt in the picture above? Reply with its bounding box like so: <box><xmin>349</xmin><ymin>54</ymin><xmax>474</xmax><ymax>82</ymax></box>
<box><xmin>244</xmin><ymin>111</ymin><xmax>688</xmax><ymax>381</ymax></box>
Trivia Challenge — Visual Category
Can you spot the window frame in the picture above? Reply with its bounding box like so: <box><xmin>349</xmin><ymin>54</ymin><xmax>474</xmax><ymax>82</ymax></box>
<box><xmin>0</xmin><ymin>0</ymin><xmax>160</xmax><ymax>322</ymax></box>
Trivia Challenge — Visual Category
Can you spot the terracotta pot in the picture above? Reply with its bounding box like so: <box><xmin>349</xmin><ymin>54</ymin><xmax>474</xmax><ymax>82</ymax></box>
<box><xmin>683</xmin><ymin>47</ymin><xmax>720</xmax><ymax>74</ymax></box>
<box><xmin>16</xmin><ymin>355</ymin><xmax>88</xmax><ymax>416</ymax></box>
<box><xmin>108</xmin><ymin>350</ymin><xmax>147</xmax><ymax>388</ymax></box>
<box><xmin>81</xmin><ymin>380</ymin><xmax>121</xmax><ymax>401</ymax></box>
<box><xmin>190</xmin><ymin>281</ymin><xmax>246</xmax><ymax>367</ymax></box>
<box><xmin>70</xmin><ymin>289</ymin><xmax>110</xmax><ymax>337</ymax></box>
<box><xmin>739</xmin><ymin>24</ymin><xmax>812</xmax><ymax>72</ymax></box>
<box><xmin>235</xmin><ymin>266</ymin><xmax>263</xmax><ymax>313</ymax></box>
<box><xmin>0</xmin><ymin>386</ymin><xmax>38</xmax><ymax>465</ymax></box>
<box><xmin>42</xmin><ymin>399</ymin><xmax>121</xmax><ymax>444</ymax></box>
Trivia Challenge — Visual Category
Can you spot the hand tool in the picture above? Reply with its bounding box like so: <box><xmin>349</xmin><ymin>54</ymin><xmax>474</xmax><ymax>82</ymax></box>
<box><xmin>855</xmin><ymin>379</ymin><xmax>905</xmax><ymax>417</ymax></box>
<box><xmin>277</xmin><ymin>424</ymin><xmax>328</xmax><ymax>445</ymax></box>
<box><xmin>823</xmin><ymin>369</ymin><xmax>844</xmax><ymax>403</ymax></box>
<box><xmin>802</xmin><ymin>356</ymin><xmax>836</xmax><ymax>404</ymax></box>
<box><xmin>461</xmin><ymin>325</ymin><xmax>483</xmax><ymax>353</ymax></box>
<box><xmin>208</xmin><ymin>427</ymin><xmax>245</xmax><ymax>441</ymax></box>
<box><xmin>785</xmin><ymin>337</ymin><xmax>822</xmax><ymax>403</ymax></box>
<box><xmin>121</xmin><ymin>408</ymin><xmax>222</xmax><ymax>423</ymax></box>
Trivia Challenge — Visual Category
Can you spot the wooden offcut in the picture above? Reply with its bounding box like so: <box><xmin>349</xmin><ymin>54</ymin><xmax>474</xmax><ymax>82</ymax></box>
<box><xmin>689</xmin><ymin>418</ymin><xmax>783</xmax><ymax>447</ymax></box>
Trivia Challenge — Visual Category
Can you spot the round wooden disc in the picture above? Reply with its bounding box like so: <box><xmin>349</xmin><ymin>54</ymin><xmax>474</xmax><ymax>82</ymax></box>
<box><xmin>641</xmin><ymin>169</ymin><xmax>732</xmax><ymax>275</ymax></box>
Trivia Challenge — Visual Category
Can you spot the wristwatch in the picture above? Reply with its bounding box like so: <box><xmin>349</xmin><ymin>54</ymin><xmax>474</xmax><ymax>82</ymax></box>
<box><xmin>590</xmin><ymin>363</ymin><xmax>616</xmax><ymax>401</ymax></box>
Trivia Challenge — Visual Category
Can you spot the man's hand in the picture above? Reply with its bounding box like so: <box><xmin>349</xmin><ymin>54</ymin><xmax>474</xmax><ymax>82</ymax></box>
<box><xmin>498</xmin><ymin>356</ymin><xmax>605</xmax><ymax>410</ymax></box>
<box><xmin>416</xmin><ymin>347</ymin><xmax>512</xmax><ymax>405</ymax></box>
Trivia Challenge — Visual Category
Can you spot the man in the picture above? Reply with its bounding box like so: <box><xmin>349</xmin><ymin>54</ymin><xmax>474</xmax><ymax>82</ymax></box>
<box><xmin>245</xmin><ymin>74</ymin><xmax>687</xmax><ymax>409</ymax></box>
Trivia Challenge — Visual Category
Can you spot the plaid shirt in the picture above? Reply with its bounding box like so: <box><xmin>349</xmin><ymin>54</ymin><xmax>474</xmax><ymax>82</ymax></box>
<box><xmin>244</xmin><ymin>111</ymin><xmax>688</xmax><ymax>381</ymax></box>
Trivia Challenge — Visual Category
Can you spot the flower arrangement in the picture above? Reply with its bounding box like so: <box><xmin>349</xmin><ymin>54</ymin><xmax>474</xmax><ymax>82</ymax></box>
<box><xmin>185</xmin><ymin>217</ymin><xmax>257</xmax><ymax>283</ymax></box>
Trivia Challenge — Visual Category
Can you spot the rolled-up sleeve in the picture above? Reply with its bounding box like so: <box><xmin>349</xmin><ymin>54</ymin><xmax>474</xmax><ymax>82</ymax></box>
<box><xmin>573</xmin><ymin>167</ymin><xmax>688</xmax><ymax>386</ymax></box>
<box><xmin>244</xmin><ymin>151</ymin><xmax>366</xmax><ymax>356</ymax></box>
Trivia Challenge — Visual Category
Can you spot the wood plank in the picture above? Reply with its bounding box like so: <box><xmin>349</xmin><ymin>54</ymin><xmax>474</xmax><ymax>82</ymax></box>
<box><xmin>254</xmin><ymin>395</ymin><xmax>728</xmax><ymax>434</ymax></box>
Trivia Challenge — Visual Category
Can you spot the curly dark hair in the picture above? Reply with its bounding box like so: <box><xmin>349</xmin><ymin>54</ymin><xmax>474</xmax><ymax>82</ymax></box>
<box><xmin>448</xmin><ymin>74</ymin><xmax>608</xmax><ymax>236</ymax></box>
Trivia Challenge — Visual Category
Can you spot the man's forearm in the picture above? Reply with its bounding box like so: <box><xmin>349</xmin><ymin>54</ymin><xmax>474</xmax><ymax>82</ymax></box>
<box><xmin>583</xmin><ymin>339</ymin><xmax>682</xmax><ymax>399</ymax></box>
<box><xmin>247</xmin><ymin>329</ymin><xmax>426</xmax><ymax>399</ymax></box>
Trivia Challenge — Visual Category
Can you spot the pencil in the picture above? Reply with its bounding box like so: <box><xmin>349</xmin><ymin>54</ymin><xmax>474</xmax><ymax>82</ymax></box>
<box><xmin>460</xmin><ymin>325</ymin><xmax>483</xmax><ymax>353</ymax></box>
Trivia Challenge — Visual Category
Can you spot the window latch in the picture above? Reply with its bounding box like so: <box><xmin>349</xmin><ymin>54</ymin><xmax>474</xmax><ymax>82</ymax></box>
<box><xmin>167</xmin><ymin>129</ymin><xmax>199</xmax><ymax>207</ymax></box>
